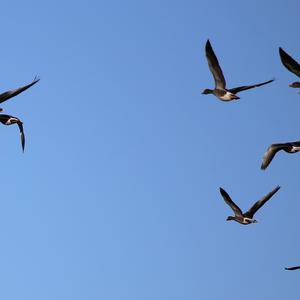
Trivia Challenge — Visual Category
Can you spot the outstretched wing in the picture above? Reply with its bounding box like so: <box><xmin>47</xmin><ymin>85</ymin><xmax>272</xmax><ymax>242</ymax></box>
<box><xmin>279</xmin><ymin>47</ymin><xmax>300</xmax><ymax>78</ymax></box>
<box><xmin>285</xmin><ymin>266</ymin><xmax>300</xmax><ymax>271</ymax></box>
<box><xmin>219</xmin><ymin>187</ymin><xmax>243</xmax><ymax>217</ymax></box>
<box><xmin>17</xmin><ymin>122</ymin><xmax>25</xmax><ymax>152</ymax></box>
<box><xmin>0</xmin><ymin>76</ymin><xmax>40</xmax><ymax>104</ymax></box>
<box><xmin>244</xmin><ymin>186</ymin><xmax>280</xmax><ymax>219</ymax></box>
<box><xmin>261</xmin><ymin>143</ymin><xmax>288</xmax><ymax>170</ymax></box>
<box><xmin>228</xmin><ymin>79</ymin><xmax>274</xmax><ymax>94</ymax></box>
<box><xmin>205</xmin><ymin>40</ymin><xmax>226</xmax><ymax>89</ymax></box>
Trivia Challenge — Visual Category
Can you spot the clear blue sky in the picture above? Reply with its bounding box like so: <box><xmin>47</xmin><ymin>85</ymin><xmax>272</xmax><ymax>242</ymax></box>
<box><xmin>0</xmin><ymin>0</ymin><xmax>299</xmax><ymax>299</ymax></box>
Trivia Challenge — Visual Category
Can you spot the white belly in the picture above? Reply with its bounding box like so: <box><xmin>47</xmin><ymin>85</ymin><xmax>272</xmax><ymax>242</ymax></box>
<box><xmin>291</xmin><ymin>146</ymin><xmax>300</xmax><ymax>152</ymax></box>
<box><xmin>220</xmin><ymin>92</ymin><xmax>235</xmax><ymax>100</ymax></box>
<box><xmin>243</xmin><ymin>217</ymin><xmax>253</xmax><ymax>224</ymax></box>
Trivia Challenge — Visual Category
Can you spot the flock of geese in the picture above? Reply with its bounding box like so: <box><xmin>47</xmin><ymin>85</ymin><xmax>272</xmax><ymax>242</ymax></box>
<box><xmin>4</xmin><ymin>43</ymin><xmax>300</xmax><ymax>271</ymax></box>
<box><xmin>0</xmin><ymin>77</ymin><xmax>39</xmax><ymax>151</ymax></box>
<box><xmin>203</xmin><ymin>40</ymin><xmax>300</xmax><ymax>271</ymax></box>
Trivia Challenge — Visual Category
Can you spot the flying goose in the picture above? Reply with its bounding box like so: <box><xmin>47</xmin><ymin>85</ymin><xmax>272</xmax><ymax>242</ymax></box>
<box><xmin>202</xmin><ymin>40</ymin><xmax>274</xmax><ymax>101</ymax></box>
<box><xmin>261</xmin><ymin>141</ymin><xmax>300</xmax><ymax>170</ymax></box>
<box><xmin>0</xmin><ymin>77</ymin><xmax>39</xmax><ymax>111</ymax></box>
<box><xmin>285</xmin><ymin>266</ymin><xmax>300</xmax><ymax>271</ymax></box>
<box><xmin>219</xmin><ymin>186</ymin><xmax>280</xmax><ymax>224</ymax></box>
<box><xmin>0</xmin><ymin>114</ymin><xmax>25</xmax><ymax>151</ymax></box>
<box><xmin>279</xmin><ymin>47</ymin><xmax>300</xmax><ymax>89</ymax></box>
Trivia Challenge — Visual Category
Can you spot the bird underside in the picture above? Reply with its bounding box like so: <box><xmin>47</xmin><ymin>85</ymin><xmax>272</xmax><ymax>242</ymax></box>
<box><xmin>239</xmin><ymin>217</ymin><xmax>257</xmax><ymax>225</ymax></box>
<box><xmin>218</xmin><ymin>91</ymin><xmax>239</xmax><ymax>101</ymax></box>
<box><xmin>243</xmin><ymin>217</ymin><xmax>257</xmax><ymax>224</ymax></box>
<box><xmin>290</xmin><ymin>146</ymin><xmax>300</xmax><ymax>152</ymax></box>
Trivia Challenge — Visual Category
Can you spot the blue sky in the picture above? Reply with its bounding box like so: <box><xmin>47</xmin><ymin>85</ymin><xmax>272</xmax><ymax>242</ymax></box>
<box><xmin>0</xmin><ymin>0</ymin><xmax>299</xmax><ymax>299</ymax></box>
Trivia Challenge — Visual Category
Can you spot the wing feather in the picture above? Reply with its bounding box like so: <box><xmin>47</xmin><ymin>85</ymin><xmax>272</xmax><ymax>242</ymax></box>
<box><xmin>261</xmin><ymin>144</ymin><xmax>288</xmax><ymax>170</ymax></box>
<box><xmin>229</xmin><ymin>79</ymin><xmax>274</xmax><ymax>94</ymax></box>
<box><xmin>285</xmin><ymin>266</ymin><xmax>300</xmax><ymax>271</ymax></box>
<box><xmin>244</xmin><ymin>186</ymin><xmax>280</xmax><ymax>219</ymax></box>
<box><xmin>0</xmin><ymin>77</ymin><xmax>40</xmax><ymax>104</ymax></box>
<box><xmin>17</xmin><ymin>122</ymin><xmax>25</xmax><ymax>152</ymax></box>
<box><xmin>205</xmin><ymin>40</ymin><xmax>226</xmax><ymax>89</ymax></box>
<box><xmin>279</xmin><ymin>47</ymin><xmax>300</xmax><ymax>78</ymax></box>
<box><xmin>219</xmin><ymin>187</ymin><xmax>243</xmax><ymax>217</ymax></box>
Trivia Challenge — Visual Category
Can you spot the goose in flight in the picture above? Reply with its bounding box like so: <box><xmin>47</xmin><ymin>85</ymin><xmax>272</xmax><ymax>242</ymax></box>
<box><xmin>261</xmin><ymin>141</ymin><xmax>300</xmax><ymax>170</ymax></box>
<box><xmin>0</xmin><ymin>77</ymin><xmax>39</xmax><ymax>111</ymax></box>
<box><xmin>202</xmin><ymin>40</ymin><xmax>274</xmax><ymax>101</ymax></box>
<box><xmin>219</xmin><ymin>186</ymin><xmax>280</xmax><ymax>224</ymax></box>
<box><xmin>279</xmin><ymin>47</ymin><xmax>300</xmax><ymax>90</ymax></box>
<box><xmin>0</xmin><ymin>114</ymin><xmax>25</xmax><ymax>151</ymax></box>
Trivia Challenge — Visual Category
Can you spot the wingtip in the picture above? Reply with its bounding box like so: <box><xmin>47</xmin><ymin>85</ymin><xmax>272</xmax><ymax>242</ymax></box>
<box><xmin>279</xmin><ymin>47</ymin><xmax>287</xmax><ymax>59</ymax></box>
<box><xmin>205</xmin><ymin>39</ymin><xmax>212</xmax><ymax>50</ymax></box>
<box><xmin>272</xmin><ymin>185</ymin><xmax>281</xmax><ymax>194</ymax></box>
<box><xmin>33</xmin><ymin>75</ymin><xmax>41</xmax><ymax>82</ymax></box>
<box><xmin>219</xmin><ymin>187</ymin><xmax>227</xmax><ymax>195</ymax></box>
<box><xmin>264</xmin><ymin>78</ymin><xmax>275</xmax><ymax>85</ymax></box>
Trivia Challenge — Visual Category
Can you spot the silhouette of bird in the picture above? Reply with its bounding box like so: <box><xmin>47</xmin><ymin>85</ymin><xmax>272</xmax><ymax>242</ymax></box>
<box><xmin>0</xmin><ymin>77</ymin><xmax>39</xmax><ymax>111</ymax></box>
<box><xmin>261</xmin><ymin>141</ymin><xmax>300</xmax><ymax>170</ymax></box>
<box><xmin>0</xmin><ymin>114</ymin><xmax>25</xmax><ymax>151</ymax></box>
<box><xmin>202</xmin><ymin>40</ymin><xmax>274</xmax><ymax>101</ymax></box>
<box><xmin>219</xmin><ymin>186</ymin><xmax>280</xmax><ymax>224</ymax></box>
<box><xmin>285</xmin><ymin>266</ymin><xmax>300</xmax><ymax>271</ymax></box>
<box><xmin>279</xmin><ymin>47</ymin><xmax>300</xmax><ymax>90</ymax></box>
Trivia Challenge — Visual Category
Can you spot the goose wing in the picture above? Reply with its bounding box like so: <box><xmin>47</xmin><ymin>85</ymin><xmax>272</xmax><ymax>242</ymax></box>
<box><xmin>244</xmin><ymin>186</ymin><xmax>280</xmax><ymax>219</ymax></box>
<box><xmin>0</xmin><ymin>77</ymin><xmax>39</xmax><ymax>104</ymax></box>
<box><xmin>219</xmin><ymin>187</ymin><xmax>243</xmax><ymax>217</ymax></box>
<box><xmin>228</xmin><ymin>79</ymin><xmax>274</xmax><ymax>94</ymax></box>
<box><xmin>285</xmin><ymin>266</ymin><xmax>300</xmax><ymax>271</ymax></box>
<box><xmin>279</xmin><ymin>47</ymin><xmax>300</xmax><ymax>78</ymax></box>
<box><xmin>17</xmin><ymin>122</ymin><xmax>25</xmax><ymax>152</ymax></box>
<box><xmin>205</xmin><ymin>40</ymin><xmax>226</xmax><ymax>89</ymax></box>
<box><xmin>261</xmin><ymin>143</ymin><xmax>290</xmax><ymax>170</ymax></box>
<box><xmin>0</xmin><ymin>114</ymin><xmax>25</xmax><ymax>152</ymax></box>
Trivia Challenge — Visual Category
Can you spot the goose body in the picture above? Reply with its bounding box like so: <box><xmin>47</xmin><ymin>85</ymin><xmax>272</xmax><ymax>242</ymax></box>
<box><xmin>202</xmin><ymin>40</ymin><xmax>274</xmax><ymax>101</ymax></box>
<box><xmin>219</xmin><ymin>186</ymin><xmax>280</xmax><ymax>225</ymax></box>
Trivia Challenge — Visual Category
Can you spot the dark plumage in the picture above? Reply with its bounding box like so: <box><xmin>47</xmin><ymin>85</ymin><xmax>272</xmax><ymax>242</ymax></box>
<box><xmin>261</xmin><ymin>141</ymin><xmax>300</xmax><ymax>170</ymax></box>
<box><xmin>279</xmin><ymin>47</ymin><xmax>300</xmax><ymax>90</ymax></box>
<box><xmin>285</xmin><ymin>266</ymin><xmax>300</xmax><ymax>271</ymax></box>
<box><xmin>202</xmin><ymin>40</ymin><xmax>274</xmax><ymax>101</ymax></box>
<box><xmin>0</xmin><ymin>77</ymin><xmax>40</xmax><ymax>111</ymax></box>
<box><xmin>0</xmin><ymin>114</ymin><xmax>25</xmax><ymax>151</ymax></box>
<box><xmin>219</xmin><ymin>186</ymin><xmax>281</xmax><ymax>225</ymax></box>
